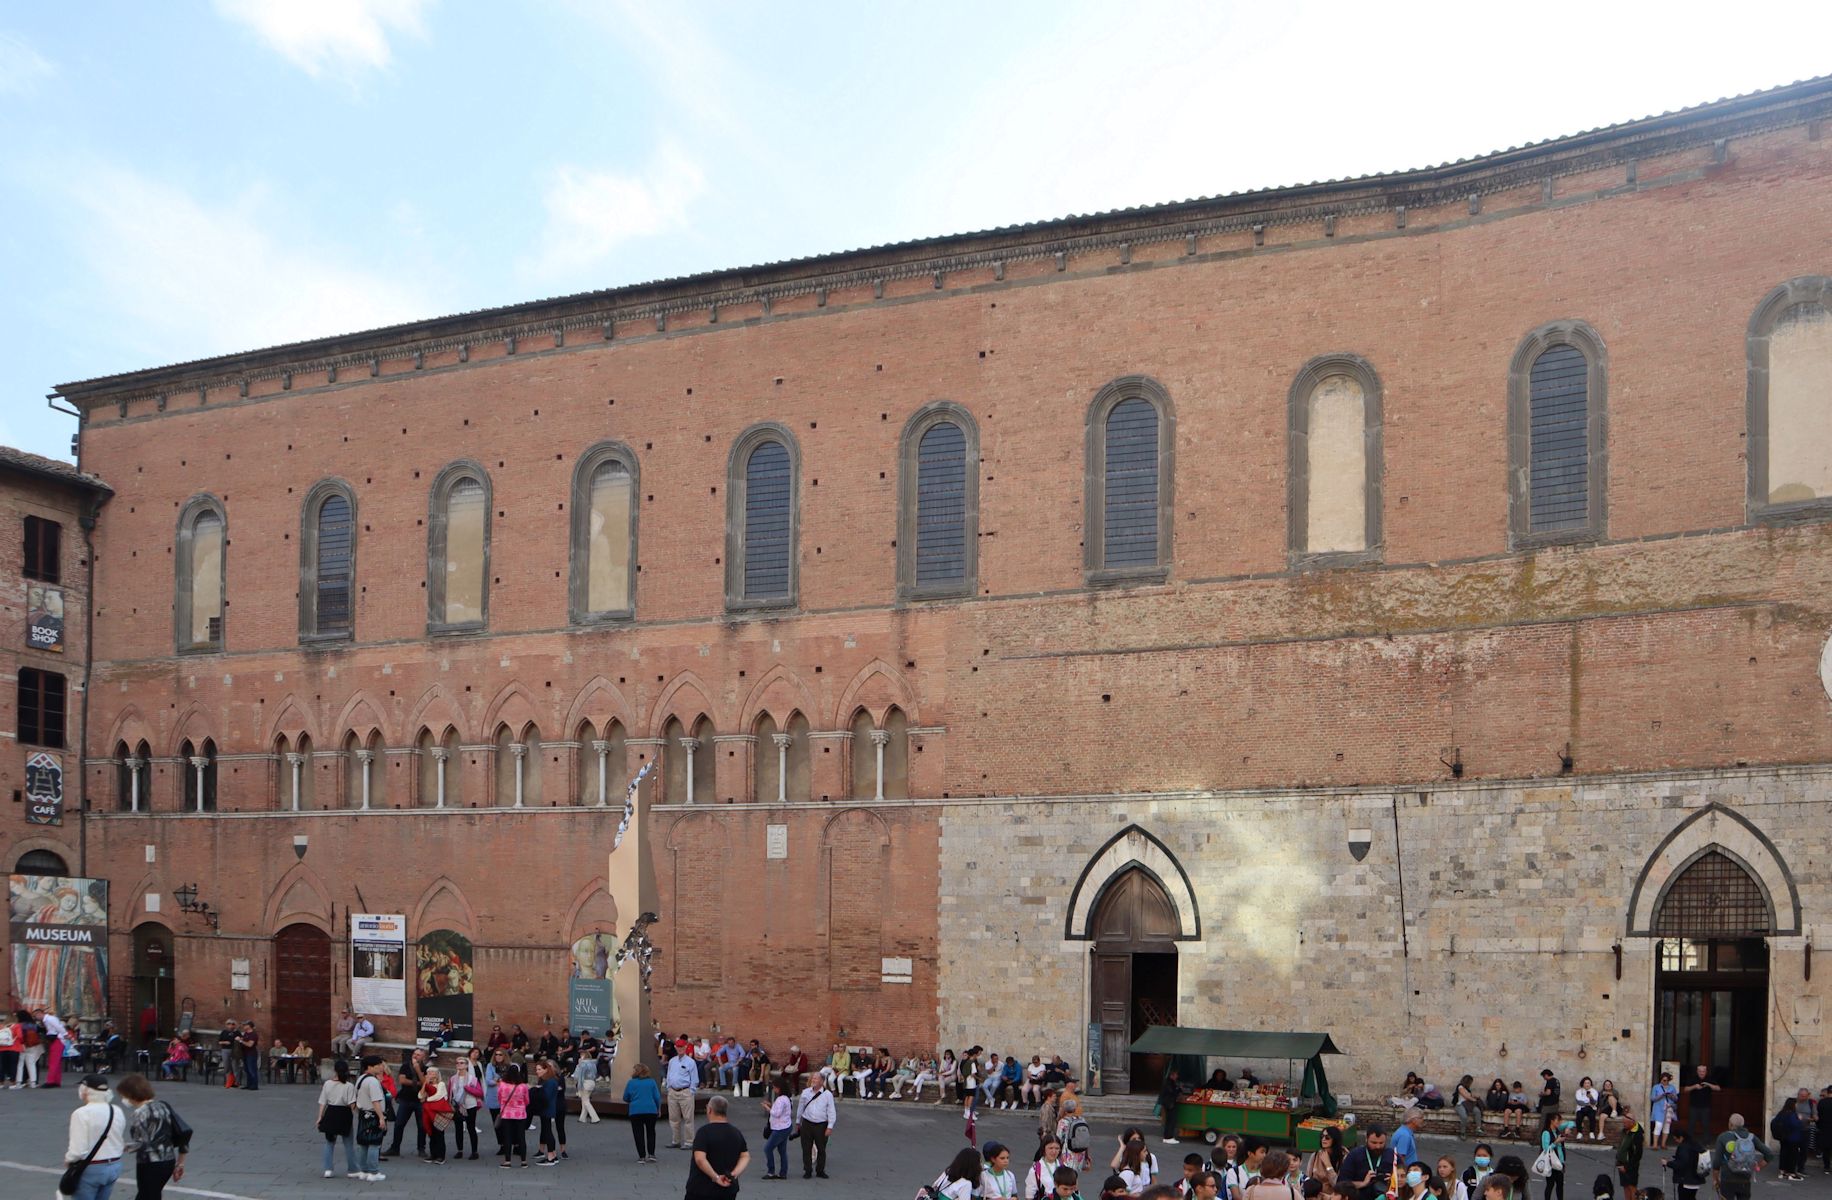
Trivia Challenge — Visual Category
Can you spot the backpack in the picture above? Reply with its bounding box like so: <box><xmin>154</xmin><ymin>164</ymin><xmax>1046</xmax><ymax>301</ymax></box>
<box><xmin>0</xmin><ymin>1024</ymin><xmax>13</xmax><ymax>1048</ymax></box>
<box><xmin>1725</xmin><ymin>1132</ymin><xmax>1759</xmax><ymax>1175</ymax></box>
<box><xmin>21</xmin><ymin>1023</ymin><xmax>41</xmax><ymax>1048</ymax></box>
<box><xmin>1065</xmin><ymin>1116</ymin><xmax>1091</xmax><ymax>1153</ymax></box>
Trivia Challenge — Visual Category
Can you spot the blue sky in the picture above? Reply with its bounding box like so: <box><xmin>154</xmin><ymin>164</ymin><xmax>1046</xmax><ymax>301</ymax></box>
<box><xmin>3</xmin><ymin>1</ymin><xmax>1830</xmax><ymax>462</ymax></box>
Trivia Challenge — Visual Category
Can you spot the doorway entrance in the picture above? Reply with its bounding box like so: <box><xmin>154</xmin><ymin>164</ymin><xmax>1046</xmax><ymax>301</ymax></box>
<box><xmin>1090</xmin><ymin>868</ymin><xmax>1180</xmax><ymax>1095</ymax></box>
<box><xmin>1651</xmin><ymin>851</ymin><xmax>1771</xmax><ymax>1133</ymax></box>
<box><xmin>131</xmin><ymin>924</ymin><xmax>176</xmax><ymax>1045</ymax></box>
<box><xmin>272</xmin><ymin>923</ymin><xmax>332</xmax><ymax>1051</ymax></box>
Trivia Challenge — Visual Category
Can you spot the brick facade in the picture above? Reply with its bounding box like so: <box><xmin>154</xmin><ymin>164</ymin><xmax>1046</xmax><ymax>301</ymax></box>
<box><xmin>25</xmin><ymin>78</ymin><xmax>1832</xmax><ymax>1100</ymax></box>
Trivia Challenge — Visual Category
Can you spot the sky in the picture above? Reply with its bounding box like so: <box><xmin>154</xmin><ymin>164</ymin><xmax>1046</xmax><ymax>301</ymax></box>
<box><xmin>2</xmin><ymin>1</ymin><xmax>1830</xmax><ymax>462</ymax></box>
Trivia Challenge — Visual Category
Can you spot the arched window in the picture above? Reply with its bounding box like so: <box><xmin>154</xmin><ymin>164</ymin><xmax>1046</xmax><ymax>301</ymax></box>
<box><xmin>175</xmin><ymin>496</ymin><xmax>226</xmax><ymax>652</ymax></box>
<box><xmin>300</xmin><ymin>480</ymin><xmax>357</xmax><ymax>641</ymax></box>
<box><xmin>569</xmin><ymin>443</ymin><xmax>639</xmax><ymax>622</ymax></box>
<box><xmin>1287</xmin><ymin>355</ymin><xmax>1384</xmax><ymax>565</ymax></box>
<box><xmin>663</xmin><ymin>715</ymin><xmax>717</xmax><ymax>803</ymax></box>
<box><xmin>725</xmin><ymin>425</ymin><xmax>799</xmax><ymax>610</ymax></box>
<box><xmin>292</xmin><ymin>733</ymin><xmax>316</xmax><ymax>811</ymax></box>
<box><xmin>1508</xmin><ymin>321</ymin><xmax>1608</xmax><ymax>547</ymax></box>
<box><xmin>752</xmin><ymin>713</ymin><xmax>779</xmax><ymax>803</ymax></box>
<box><xmin>427</xmin><ymin>462</ymin><xmax>490</xmax><ymax>632</ymax></box>
<box><xmin>1653</xmin><ymin>850</ymin><xmax>1773</xmax><ymax>937</ymax></box>
<box><xmin>180</xmin><ymin>738</ymin><xmax>217</xmax><ymax>813</ymax></box>
<box><xmin>1085</xmin><ymin>377</ymin><xmax>1175</xmax><ymax>583</ymax></box>
<box><xmin>114</xmin><ymin>740</ymin><xmax>134</xmax><ymax>812</ymax></box>
<box><xmin>847</xmin><ymin>710</ymin><xmax>874</xmax><ymax>800</ymax></box>
<box><xmin>898</xmin><ymin>404</ymin><xmax>980</xmax><ymax>599</ymax></box>
<box><xmin>1748</xmin><ymin>277</ymin><xmax>1832</xmax><ymax>519</ymax></box>
<box><xmin>576</xmin><ymin>719</ymin><xmax>628</xmax><ymax>806</ymax></box>
<box><xmin>847</xmin><ymin>708</ymin><xmax>909</xmax><ymax>801</ymax></box>
<box><xmin>341</xmin><ymin>732</ymin><xmax>366</xmax><ymax>810</ymax></box>
<box><xmin>14</xmin><ymin>848</ymin><xmax>69</xmax><ymax>874</ymax></box>
<box><xmin>416</xmin><ymin>726</ymin><xmax>460</xmax><ymax>809</ymax></box>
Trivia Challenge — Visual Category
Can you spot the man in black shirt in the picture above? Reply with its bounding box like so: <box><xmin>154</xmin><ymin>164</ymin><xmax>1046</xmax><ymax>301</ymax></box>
<box><xmin>1684</xmin><ymin>1066</ymin><xmax>1719</xmax><ymax>1140</ymax></box>
<box><xmin>1538</xmin><ymin>1068</ymin><xmax>1562</xmax><ymax>1135</ymax></box>
<box><xmin>686</xmin><ymin>1095</ymin><xmax>750</xmax><ymax>1199</ymax></box>
<box><xmin>1337</xmin><ymin>1126</ymin><xmax>1394</xmax><ymax>1200</ymax></box>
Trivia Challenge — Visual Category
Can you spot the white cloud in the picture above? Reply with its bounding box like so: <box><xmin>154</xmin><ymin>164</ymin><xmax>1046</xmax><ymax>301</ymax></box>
<box><xmin>63</xmin><ymin>164</ymin><xmax>436</xmax><ymax>359</ymax></box>
<box><xmin>212</xmin><ymin>0</ymin><xmax>428</xmax><ymax>76</ymax></box>
<box><xmin>0</xmin><ymin>31</ymin><xmax>55</xmax><ymax>96</ymax></box>
<box><xmin>523</xmin><ymin>143</ymin><xmax>707</xmax><ymax>285</ymax></box>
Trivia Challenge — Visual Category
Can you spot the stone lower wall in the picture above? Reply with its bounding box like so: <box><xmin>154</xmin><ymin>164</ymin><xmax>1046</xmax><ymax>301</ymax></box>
<box><xmin>936</xmin><ymin>768</ymin><xmax>1829</xmax><ymax>1106</ymax></box>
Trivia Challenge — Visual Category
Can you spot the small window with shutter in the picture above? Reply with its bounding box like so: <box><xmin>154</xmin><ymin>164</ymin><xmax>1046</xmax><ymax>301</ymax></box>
<box><xmin>315</xmin><ymin>493</ymin><xmax>354</xmax><ymax>633</ymax></box>
<box><xmin>23</xmin><ymin>516</ymin><xmax>60</xmax><ymax>584</ymax></box>
<box><xmin>18</xmin><ymin>668</ymin><xmax>66</xmax><ymax>748</ymax></box>
<box><xmin>1508</xmin><ymin>322</ymin><xmax>1607</xmax><ymax>547</ymax></box>
<box><xmin>898</xmin><ymin>403</ymin><xmax>980</xmax><ymax>600</ymax></box>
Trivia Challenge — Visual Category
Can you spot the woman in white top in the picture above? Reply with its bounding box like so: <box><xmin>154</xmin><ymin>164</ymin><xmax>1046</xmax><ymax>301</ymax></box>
<box><xmin>934</xmin><ymin>1147</ymin><xmax>984</xmax><ymax>1200</ymax></box>
<box><xmin>936</xmin><ymin>1051</ymin><xmax>958</xmax><ymax>1106</ymax></box>
<box><xmin>1110</xmin><ymin>1129</ymin><xmax>1160</xmax><ymax>1180</ymax></box>
<box><xmin>450</xmin><ymin>1057</ymin><xmax>485</xmax><ymax>1154</ymax></box>
<box><xmin>1435</xmin><ymin>1155</ymin><xmax>1470</xmax><ymax>1200</ymax></box>
<box><xmin>1573</xmin><ymin>1077</ymin><xmax>1601</xmax><ymax>1142</ymax></box>
<box><xmin>1118</xmin><ymin>1137</ymin><xmax>1157</xmax><ymax>1195</ymax></box>
<box><xmin>909</xmin><ymin>1057</ymin><xmax>938</xmax><ymax>1101</ymax></box>
<box><xmin>316</xmin><ymin>1058</ymin><xmax>360</xmax><ymax>1178</ymax></box>
<box><xmin>1031</xmin><ymin>1137</ymin><xmax>1066</xmax><ymax>1200</ymax></box>
<box><xmin>981</xmin><ymin>1141</ymin><xmax>1020</xmax><ymax>1198</ymax></box>
<box><xmin>1024</xmin><ymin>1056</ymin><xmax>1049</xmax><ymax>1108</ymax></box>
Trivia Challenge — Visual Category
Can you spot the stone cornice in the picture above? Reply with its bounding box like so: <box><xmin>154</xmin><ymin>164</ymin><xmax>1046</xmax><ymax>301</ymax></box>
<box><xmin>53</xmin><ymin>77</ymin><xmax>1832</xmax><ymax>410</ymax></box>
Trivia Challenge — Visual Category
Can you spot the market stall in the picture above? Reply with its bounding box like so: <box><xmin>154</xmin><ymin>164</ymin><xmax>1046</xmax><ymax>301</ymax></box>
<box><xmin>1129</xmin><ymin>1026</ymin><xmax>1355</xmax><ymax>1148</ymax></box>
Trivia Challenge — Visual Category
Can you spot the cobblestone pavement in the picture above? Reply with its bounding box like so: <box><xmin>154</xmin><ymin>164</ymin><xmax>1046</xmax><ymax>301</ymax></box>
<box><xmin>2</xmin><ymin>1082</ymin><xmax>1828</xmax><ymax>1200</ymax></box>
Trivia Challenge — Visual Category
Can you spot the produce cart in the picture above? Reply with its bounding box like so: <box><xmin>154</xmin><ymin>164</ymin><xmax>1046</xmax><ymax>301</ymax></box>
<box><xmin>1130</xmin><ymin>1026</ymin><xmax>1349</xmax><ymax>1147</ymax></box>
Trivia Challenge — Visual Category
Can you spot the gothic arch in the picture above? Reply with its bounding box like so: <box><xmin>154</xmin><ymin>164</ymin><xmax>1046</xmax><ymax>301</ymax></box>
<box><xmin>738</xmin><ymin>664</ymin><xmax>822</xmax><ymax>731</ymax></box>
<box><xmin>561</xmin><ymin>877</ymin><xmax>621</xmax><ymax>942</ymax></box>
<box><xmin>650</xmin><ymin>671</ymin><xmax>717</xmax><ymax>737</ymax></box>
<box><xmin>1626</xmin><ymin>802</ymin><xmax>1801</xmax><ymax>936</ymax></box>
<box><xmin>263</xmin><ymin>693</ymin><xmax>323</xmax><ymax>747</ymax></box>
<box><xmin>409</xmin><ymin>876</ymin><xmax>477</xmax><ymax>938</ymax></box>
<box><xmin>168</xmin><ymin>702</ymin><xmax>212</xmax><ymax>757</ymax></box>
<box><xmin>404</xmin><ymin>685</ymin><xmax>469</xmax><ymax>744</ymax></box>
<box><xmin>821</xmin><ymin>805</ymin><xmax>891</xmax><ymax>847</ymax></box>
<box><xmin>482</xmin><ymin>680</ymin><xmax>545</xmax><ymax>741</ymax></box>
<box><xmin>832</xmin><ymin>659</ymin><xmax>919</xmax><ymax>727</ymax></box>
<box><xmin>562</xmin><ymin>676</ymin><xmax>637</xmax><ymax>738</ymax></box>
<box><xmin>104</xmin><ymin>705</ymin><xmax>154</xmax><ymax>753</ymax></box>
<box><xmin>263</xmin><ymin>861</ymin><xmax>335</xmax><ymax>935</ymax></box>
<box><xmin>332</xmin><ymin>692</ymin><xmax>391</xmax><ymax>745</ymax></box>
<box><xmin>121</xmin><ymin>869</ymin><xmax>171</xmax><ymax>926</ymax></box>
<box><xmin>7</xmin><ymin>834</ymin><xmax>79</xmax><ymax>876</ymax></box>
<box><xmin>1065</xmin><ymin>824</ymin><xmax>1201</xmax><ymax>941</ymax></box>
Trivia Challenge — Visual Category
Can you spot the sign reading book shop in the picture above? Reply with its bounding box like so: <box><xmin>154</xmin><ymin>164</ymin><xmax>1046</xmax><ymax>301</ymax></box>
<box><xmin>24</xmin><ymin>751</ymin><xmax>63</xmax><ymax>825</ymax></box>
<box><xmin>26</xmin><ymin>585</ymin><xmax>64</xmax><ymax>652</ymax></box>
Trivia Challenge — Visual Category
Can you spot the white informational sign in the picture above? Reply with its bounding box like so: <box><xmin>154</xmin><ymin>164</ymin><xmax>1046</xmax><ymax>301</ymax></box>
<box><xmin>766</xmin><ymin>824</ymin><xmax>788</xmax><ymax>860</ymax></box>
<box><xmin>351</xmin><ymin>913</ymin><xmax>408</xmax><ymax>1016</ymax></box>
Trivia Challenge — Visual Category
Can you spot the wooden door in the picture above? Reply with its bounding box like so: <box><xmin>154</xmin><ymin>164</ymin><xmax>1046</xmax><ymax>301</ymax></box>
<box><xmin>1094</xmin><ymin>953</ymin><xmax>1133</xmax><ymax>1094</ymax></box>
<box><xmin>273</xmin><ymin>924</ymin><xmax>332</xmax><ymax>1051</ymax></box>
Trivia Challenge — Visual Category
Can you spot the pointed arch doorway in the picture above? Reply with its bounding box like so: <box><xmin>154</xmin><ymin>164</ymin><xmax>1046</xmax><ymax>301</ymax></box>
<box><xmin>1090</xmin><ymin>868</ymin><xmax>1180</xmax><ymax>1095</ymax></box>
<box><xmin>1651</xmin><ymin>851</ymin><xmax>1772</xmax><ymax>1133</ymax></box>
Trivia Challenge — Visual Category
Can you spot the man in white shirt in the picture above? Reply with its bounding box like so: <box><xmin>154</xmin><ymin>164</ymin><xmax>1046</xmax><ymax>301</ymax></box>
<box><xmin>64</xmin><ymin>1074</ymin><xmax>126</xmax><ymax>1197</ymax></box>
<box><xmin>41</xmin><ymin>1010</ymin><xmax>70</xmax><ymax>1086</ymax></box>
<box><xmin>349</xmin><ymin>1015</ymin><xmax>374</xmax><ymax>1058</ymax></box>
<box><xmin>796</xmin><ymin>1073</ymin><xmax>837</xmax><ymax>1180</ymax></box>
<box><xmin>666</xmin><ymin>1049</ymin><xmax>700</xmax><ymax>1149</ymax></box>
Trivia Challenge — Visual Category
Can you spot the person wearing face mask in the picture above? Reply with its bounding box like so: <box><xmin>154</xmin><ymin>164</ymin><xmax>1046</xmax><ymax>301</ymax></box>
<box><xmin>1398</xmin><ymin>1163</ymin><xmax>1434</xmax><ymax>1200</ymax></box>
<box><xmin>1462</xmin><ymin>1146</ymin><xmax>1496</xmax><ymax>1195</ymax></box>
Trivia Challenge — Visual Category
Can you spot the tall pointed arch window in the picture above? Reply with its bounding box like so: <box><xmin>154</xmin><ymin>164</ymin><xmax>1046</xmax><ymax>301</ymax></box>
<box><xmin>1085</xmin><ymin>377</ymin><xmax>1175</xmax><ymax>584</ymax></box>
<box><xmin>897</xmin><ymin>403</ymin><xmax>980</xmax><ymax>599</ymax></box>
<box><xmin>175</xmin><ymin>496</ymin><xmax>227</xmax><ymax>652</ymax></box>
<box><xmin>427</xmin><ymin>462</ymin><xmax>491</xmax><ymax>632</ymax></box>
<box><xmin>569</xmin><ymin>443</ymin><xmax>639</xmax><ymax>622</ymax></box>
<box><xmin>300</xmin><ymin>480</ymin><xmax>357</xmax><ymax>642</ymax></box>
<box><xmin>1748</xmin><ymin>277</ymin><xmax>1832</xmax><ymax>521</ymax></box>
<box><xmin>725</xmin><ymin>425</ymin><xmax>799</xmax><ymax>610</ymax></box>
<box><xmin>1508</xmin><ymin>321</ymin><xmax>1608</xmax><ymax>547</ymax></box>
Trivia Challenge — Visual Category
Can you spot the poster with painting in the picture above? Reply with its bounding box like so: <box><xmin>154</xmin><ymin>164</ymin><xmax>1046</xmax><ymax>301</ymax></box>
<box><xmin>8</xmin><ymin>874</ymin><xmax>108</xmax><ymax>1020</ymax></box>
<box><xmin>415</xmin><ymin>929</ymin><xmax>474</xmax><ymax>1044</ymax></box>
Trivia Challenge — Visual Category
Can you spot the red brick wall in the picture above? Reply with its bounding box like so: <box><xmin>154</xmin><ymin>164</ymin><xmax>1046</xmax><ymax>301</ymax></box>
<box><xmin>49</xmin><ymin>117</ymin><xmax>1832</xmax><ymax>1047</ymax></box>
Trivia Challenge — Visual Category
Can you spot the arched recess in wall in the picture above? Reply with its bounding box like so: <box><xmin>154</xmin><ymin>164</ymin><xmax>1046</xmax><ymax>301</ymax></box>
<box><xmin>562</xmin><ymin>877</ymin><xmax>620</xmax><ymax>944</ymax></box>
<box><xmin>823</xmin><ymin>809</ymin><xmax>890</xmax><ymax>989</ymax></box>
<box><xmin>264</xmin><ymin>861</ymin><xmax>335</xmax><ymax>935</ymax></box>
<box><xmin>410</xmin><ymin>876</ymin><xmax>477</xmax><ymax>939</ymax></box>
<box><xmin>1064</xmin><ymin>824</ymin><xmax>1202</xmax><ymax>941</ymax></box>
<box><xmin>1626</xmin><ymin>803</ymin><xmax>1801</xmax><ymax>936</ymax></box>
<box><xmin>665</xmin><ymin>815</ymin><xmax>726</xmax><ymax>986</ymax></box>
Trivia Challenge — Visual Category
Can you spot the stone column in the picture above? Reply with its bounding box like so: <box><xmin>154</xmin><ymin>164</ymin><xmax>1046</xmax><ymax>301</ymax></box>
<box><xmin>430</xmin><ymin>747</ymin><xmax>449</xmax><ymax>809</ymax></box>
<box><xmin>509</xmin><ymin>743</ymin><xmax>527</xmax><ymax>808</ymax></box>
<box><xmin>592</xmin><ymin>740</ymin><xmax>610</xmax><ymax>806</ymax></box>
<box><xmin>772</xmin><ymin>733</ymin><xmax>792</xmax><ymax>804</ymax></box>
<box><xmin>869</xmin><ymin>729</ymin><xmax>891</xmax><ymax>802</ymax></box>
<box><xmin>188</xmin><ymin>756</ymin><xmax>208</xmax><ymax>812</ymax></box>
<box><xmin>285</xmin><ymin>753</ymin><xmax>304</xmax><ymax>812</ymax></box>
<box><xmin>679</xmin><ymin>737</ymin><xmax>701</xmax><ymax>804</ymax></box>
<box><xmin>354</xmin><ymin>748</ymin><xmax>374</xmax><ymax>810</ymax></box>
<box><xmin>126</xmin><ymin>756</ymin><xmax>143</xmax><ymax>813</ymax></box>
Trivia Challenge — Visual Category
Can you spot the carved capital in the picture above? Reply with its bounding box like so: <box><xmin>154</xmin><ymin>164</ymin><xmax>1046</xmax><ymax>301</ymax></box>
<box><xmin>868</xmin><ymin>730</ymin><xmax>892</xmax><ymax>747</ymax></box>
<box><xmin>677</xmin><ymin>737</ymin><xmax>701</xmax><ymax>753</ymax></box>
<box><xmin>771</xmin><ymin>734</ymin><xmax>793</xmax><ymax>749</ymax></box>
<box><xmin>590</xmin><ymin>740</ymin><xmax>610</xmax><ymax>755</ymax></box>
<box><xmin>430</xmin><ymin>748</ymin><xmax>450</xmax><ymax>764</ymax></box>
<box><xmin>508</xmin><ymin>742</ymin><xmax>528</xmax><ymax>760</ymax></box>
<box><xmin>284</xmin><ymin>753</ymin><xmax>305</xmax><ymax>767</ymax></box>
<box><xmin>188</xmin><ymin>756</ymin><xmax>209</xmax><ymax>769</ymax></box>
